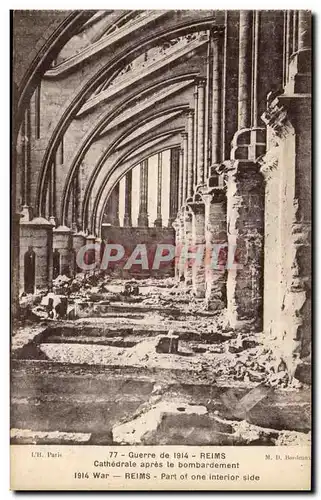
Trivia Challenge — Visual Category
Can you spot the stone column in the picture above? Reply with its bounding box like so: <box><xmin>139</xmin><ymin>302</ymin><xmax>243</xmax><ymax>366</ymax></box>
<box><xmin>261</xmin><ymin>93</ymin><xmax>311</xmax><ymax>382</ymax></box>
<box><xmin>212</xmin><ymin>29</ymin><xmax>223</xmax><ymax>167</ymax></box>
<box><xmin>110</xmin><ymin>183</ymin><xmax>120</xmax><ymax>226</ymax></box>
<box><xmin>71</xmin><ymin>171</ymin><xmax>80</xmax><ymax>232</ymax></box>
<box><xmin>85</xmin><ymin>234</ymin><xmax>96</xmax><ymax>272</ymax></box>
<box><xmin>168</xmin><ymin>147</ymin><xmax>179</xmax><ymax>226</ymax></box>
<box><xmin>72</xmin><ymin>231</ymin><xmax>86</xmax><ymax>274</ymax></box>
<box><xmin>298</xmin><ymin>10</ymin><xmax>311</xmax><ymax>50</ymax></box>
<box><xmin>197</xmin><ymin>80</ymin><xmax>206</xmax><ymax>186</ymax></box>
<box><xmin>204</xmin><ymin>37</ymin><xmax>211</xmax><ymax>177</ymax></box>
<box><xmin>178</xmin><ymin>212</ymin><xmax>186</xmax><ymax>282</ymax></box>
<box><xmin>238</xmin><ymin>10</ymin><xmax>252</xmax><ymax>130</ymax></box>
<box><xmin>223</xmin><ymin>160</ymin><xmax>264</xmax><ymax>329</ymax></box>
<box><xmin>20</xmin><ymin>217</ymin><xmax>53</xmax><ymax>293</ymax></box>
<box><xmin>193</xmin><ymin>84</ymin><xmax>198</xmax><ymax>186</ymax></box>
<box><xmin>182</xmin><ymin>209</ymin><xmax>193</xmax><ymax>286</ymax></box>
<box><xmin>181</xmin><ymin>133</ymin><xmax>188</xmax><ymax>201</ymax></box>
<box><xmin>123</xmin><ymin>170</ymin><xmax>132</xmax><ymax>227</ymax></box>
<box><xmin>49</xmin><ymin>160</ymin><xmax>56</xmax><ymax>226</ymax></box>
<box><xmin>172</xmin><ymin>218</ymin><xmax>180</xmax><ymax>281</ymax></box>
<box><xmin>202</xmin><ymin>187</ymin><xmax>227</xmax><ymax>311</ymax></box>
<box><xmin>21</xmin><ymin>105</ymin><xmax>32</xmax><ymax>221</ymax></box>
<box><xmin>178</xmin><ymin>148</ymin><xmax>184</xmax><ymax>208</ymax></box>
<box><xmin>187</xmin><ymin>111</ymin><xmax>194</xmax><ymax>199</ymax></box>
<box><xmin>95</xmin><ymin>237</ymin><xmax>102</xmax><ymax>269</ymax></box>
<box><xmin>154</xmin><ymin>152</ymin><xmax>163</xmax><ymax>227</ymax></box>
<box><xmin>137</xmin><ymin>159</ymin><xmax>149</xmax><ymax>227</ymax></box>
<box><xmin>190</xmin><ymin>201</ymin><xmax>206</xmax><ymax>297</ymax></box>
<box><xmin>53</xmin><ymin>225</ymin><xmax>72</xmax><ymax>277</ymax></box>
<box><xmin>286</xmin><ymin>10</ymin><xmax>311</xmax><ymax>94</ymax></box>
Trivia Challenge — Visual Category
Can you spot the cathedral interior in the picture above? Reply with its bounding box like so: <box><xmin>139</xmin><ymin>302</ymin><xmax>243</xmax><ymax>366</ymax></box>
<box><xmin>11</xmin><ymin>10</ymin><xmax>311</xmax><ymax>446</ymax></box>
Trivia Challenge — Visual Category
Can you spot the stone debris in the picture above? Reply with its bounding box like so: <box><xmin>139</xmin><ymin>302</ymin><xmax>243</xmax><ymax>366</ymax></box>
<box><xmin>155</xmin><ymin>332</ymin><xmax>179</xmax><ymax>353</ymax></box>
<box><xmin>10</xmin><ymin>428</ymin><xmax>91</xmax><ymax>444</ymax></box>
<box><xmin>112</xmin><ymin>401</ymin><xmax>209</xmax><ymax>445</ymax></box>
<box><xmin>13</xmin><ymin>274</ymin><xmax>311</xmax><ymax>445</ymax></box>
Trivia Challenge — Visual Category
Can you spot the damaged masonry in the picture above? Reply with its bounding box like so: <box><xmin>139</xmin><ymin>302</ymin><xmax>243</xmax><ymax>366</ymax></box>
<box><xmin>12</xmin><ymin>10</ymin><xmax>311</xmax><ymax>446</ymax></box>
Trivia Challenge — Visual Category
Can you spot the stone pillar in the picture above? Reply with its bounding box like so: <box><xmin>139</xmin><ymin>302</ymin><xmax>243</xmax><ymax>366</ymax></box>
<box><xmin>223</xmin><ymin>160</ymin><xmax>264</xmax><ymax>329</ymax></box>
<box><xmin>261</xmin><ymin>92</ymin><xmax>311</xmax><ymax>381</ymax></box>
<box><xmin>53</xmin><ymin>225</ymin><xmax>72</xmax><ymax>277</ymax></box>
<box><xmin>202</xmin><ymin>188</ymin><xmax>227</xmax><ymax>311</ymax></box>
<box><xmin>298</xmin><ymin>10</ymin><xmax>311</xmax><ymax>50</ymax></box>
<box><xmin>182</xmin><ymin>209</ymin><xmax>193</xmax><ymax>286</ymax></box>
<box><xmin>193</xmin><ymin>84</ymin><xmax>198</xmax><ymax>186</ymax></box>
<box><xmin>137</xmin><ymin>159</ymin><xmax>149</xmax><ymax>227</ymax></box>
<box><xmin>95</xmin><ymin>237</ymin><xmax>102</xmax><ymax>269</ymax></box>
<box><xmin>178</xmin><ymin>213</ymin><xmax>186</xmax><ymax>282</ymax></box>
<box><xmin>178</xmin><ymin>148</ymin><xmax>184</xmax><ymax>208</ymax></box>
<box><xmin>20</xmin><ymin>105</ymin><xmax>32</xmax><ymax>221</ymax></box>
<box><xmin>154</xmin><ymin>152</ymin><xmax>163</xmax><ymax>227</ymax></box>
<box><xmin>49</xmin><ymin>160</ymin><xmax>56</xmax><ymax>226</ymax></box>
<box><xmin>20</xmin><ymin>217</ymin><xmax>53</xmax><ymax>293</ymax></box>
<box><xmin>197</xmin><ymin>80</ymin><xmax>206</xmax><ymax>186</ymax></box>
<box><xmin>72</xmin><ymin>231</ymin><xmax>86</xmax><ymax>274</ymax></box>
<box><xmin>251</xmin><ymin>11</ymin><xmax>260</xmax><ymax>127</ymax></box>
<box><xmin>110</xmin><ymin>183</ymin><xmax>120</xmax><ymax>226</ymax></box>
<box><xmin>286</xmin><ymin>10</ymin><xmax>311</xmax><ymax>94</ymax></box>
<box><xmin>172</xmin><ymin>218</ymin><xmax>180</xmax><ymax>282</ymax></box>
<box><xmin>85</xmin><ymin>234</ymin><xmax>96</xmax><ymax>272</ymax></box>
<box><xmin>190</xmin><ymin>201</ymin><xmax>206</xmax><ymax>297</ymax></box>
<box><xmin>105</xmin><ymin>184</ymin><xmax>120</xmax><ymax>226</ymax></box>
<box><xmin>204</xmin><ymin>37</ymin><xmax>211</xmax><ymax>177</ymax></box>
<box><xmin>181</xmin><ymin>133</ymin><xmax>188</xmax><ymax>201</ymax></box>
<box><xmin>187</xmin><ymin>111</ymin><xmax>194</xmax><ymax>199</ymax></box>
<box><xmin>173</xmin><ymin>213</ymin><xmax>187</xmax><ymax>283</ymax></box>
<box><xmin>210</xmin><ymin>27</ymin><xmax>224</xmax><ymax>186</ymax></box>
<box><xmin>71</xmin><ymin>171</ymin><xmax>80</xmax><ymax>232</ymax></box>
<box><xmin>123</xmin><ymin>170</ymin><xmax>132</xmax><ymax>227</ymax></box>
<box><xmin>238</xmin><ymin>10</ymin><xmax>252</xmax><ymax>129</ymax></box>
<box><xmin>168</xmin><ymin>147</ymin><xmax>179</xmax><ymax>226</ymax></box>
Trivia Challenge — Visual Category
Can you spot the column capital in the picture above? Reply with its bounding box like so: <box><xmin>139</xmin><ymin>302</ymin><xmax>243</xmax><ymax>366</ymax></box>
<box><xmin>188</xmin><ymin>200</ymin><xmax>205</xmax><ymax>216</ymax></box>
<box><xmin>197</xmin><ymin>78</ymin><xmax>206</xmax><ymax>88</ymax></box>
<box><xmin>200</xmin><ymin>186</ymin><xmax>226</xmax><ymax>205</ymax></box>
<box><xmin>262</xmin><ymin>94</ymin><xmax>311</xmax><ymax>139</ymax></box>
<box><xmin>210</xmin><ymin>26</ymin><xmax>225</xmax><ymax>39</ymax></box>
<box><xmin>187</xmin><ymin>109</ymin><xmax>195</xmax><ymax>118</ymax></box>
<box><xmin>181</xmin><ymin>131</ymin><xmax>188</xmax><ymax>139</ymax></box>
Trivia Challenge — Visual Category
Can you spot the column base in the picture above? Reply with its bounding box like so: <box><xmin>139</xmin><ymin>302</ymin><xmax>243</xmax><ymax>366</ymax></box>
<box><xmin>154</xmin><ymin>217</ymin><xmax>163</xmax><ymax>228</ymax></box>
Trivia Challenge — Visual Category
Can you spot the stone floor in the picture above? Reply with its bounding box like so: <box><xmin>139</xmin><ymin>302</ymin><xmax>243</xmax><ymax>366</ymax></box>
<box><xmin>11</xmin><ymin>275</ymin><xmax>311</xmax><ymax>446</ymax></box>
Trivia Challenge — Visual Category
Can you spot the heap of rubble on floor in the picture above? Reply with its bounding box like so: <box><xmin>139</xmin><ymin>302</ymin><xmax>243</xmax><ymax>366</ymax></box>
<box><xmin>12</xmin><ymin>274</ymin><xmax>311</xmax><ymax>445</ymax></box>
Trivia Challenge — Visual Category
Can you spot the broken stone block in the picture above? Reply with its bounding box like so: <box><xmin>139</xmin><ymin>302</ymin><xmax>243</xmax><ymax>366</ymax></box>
<box><xmin>155</xmin><ymin>334</ymin><xmax>179</xmax><ymax>354</ymax></box>
<box><xmin>112</xmin><ymin>402</ymin><xmax>233</xmax><ymax>445</ymax></box>
<box><xmin>294</xmin><ymin>362</ymin><xmax>311</xmax><ymax>385</ymax></box>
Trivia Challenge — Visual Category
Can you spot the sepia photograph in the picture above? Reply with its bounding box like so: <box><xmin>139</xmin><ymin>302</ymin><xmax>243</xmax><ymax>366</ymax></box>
<box><xmin>10</xmin><ymin>8</ymin><xmax>312</xmax><ymax>490</ymax></box>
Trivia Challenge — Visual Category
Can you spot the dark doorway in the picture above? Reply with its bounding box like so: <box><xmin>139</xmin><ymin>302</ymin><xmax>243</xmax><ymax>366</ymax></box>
<box><xmin>53</xmin><ymin>249</ymin><xmax>60</xmax><ymax>279</ymax></box>
<box><xmin>24</xmin><ymin>246</ymin><xmax>35</xmax><ymax>294</ymax></box>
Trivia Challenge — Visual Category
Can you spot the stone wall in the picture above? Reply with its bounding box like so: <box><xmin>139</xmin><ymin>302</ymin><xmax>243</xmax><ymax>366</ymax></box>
<box><xmin>101</xmin><ymin>226</ymin><xmax>175</xmax><ymax>278</ymax></box>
